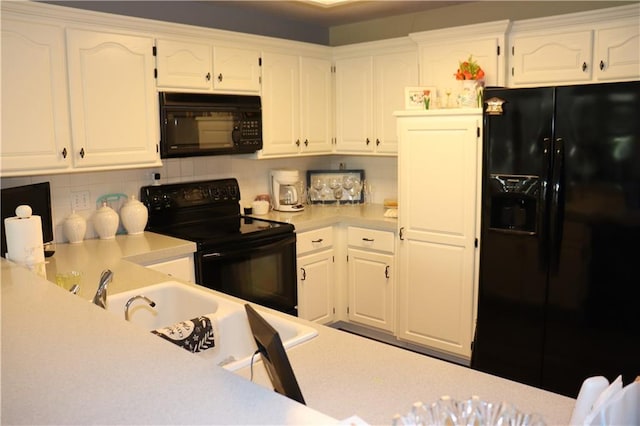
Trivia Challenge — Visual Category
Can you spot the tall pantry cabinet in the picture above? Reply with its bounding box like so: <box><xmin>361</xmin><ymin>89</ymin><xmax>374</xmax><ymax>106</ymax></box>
<box><xmin>395</xmin><ymin>109</ymin><xmax>482</xmax><ymax>361</ymax></box>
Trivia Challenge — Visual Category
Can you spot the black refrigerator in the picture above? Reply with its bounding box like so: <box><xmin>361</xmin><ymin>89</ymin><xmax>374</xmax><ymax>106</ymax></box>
<box><xmin>472</xmin><ymin>81</ymin><xmax>640</xmax><ymax>398</ymax></box>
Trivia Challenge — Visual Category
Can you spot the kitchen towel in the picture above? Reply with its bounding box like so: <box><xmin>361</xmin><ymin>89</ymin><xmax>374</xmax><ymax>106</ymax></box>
<box><xmin>151</xmin><ymin>315</ymin><xmax>216</xmax><ymax>353</ymax></box>
<box><xmin>4</xmin><ymin>205</ymin><xmax>45</xmax><ymax>265</ymax></box>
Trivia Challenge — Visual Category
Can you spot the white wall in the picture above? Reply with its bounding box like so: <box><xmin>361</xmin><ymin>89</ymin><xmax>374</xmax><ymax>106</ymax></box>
<box><xmin>0</xmin><ymin>155</ymin><xmax>397</xmax><ymax>243</ymax></box>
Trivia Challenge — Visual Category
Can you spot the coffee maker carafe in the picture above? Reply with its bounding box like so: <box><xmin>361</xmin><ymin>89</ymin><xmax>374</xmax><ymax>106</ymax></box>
<box><xmin>270</xmin><ymin>169</ymin><xmax>304</xmax><ymax>212</ymax></box>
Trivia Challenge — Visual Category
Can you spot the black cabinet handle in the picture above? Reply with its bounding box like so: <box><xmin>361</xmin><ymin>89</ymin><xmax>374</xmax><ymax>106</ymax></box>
<box><xmin>581</xmin><ymin>62</ymin><xmax>587</xmax><ymax>72</ymax></box>
<box><xmin>362</xmin><ymin>237</ymin><xmax>374</xmax><ymax>242</ymax></box>
<box><xmin>79</xmin><ymin>148</ymin><xmax>85</xmax><ymax>158</ymax></box>
<box><xmin>61</xmin><ymin>147</ymin><xmax>67</xmax><ymax>159</ymax></box>
<box><xmin>366</xmin><ymin>138</ymin><xmax>370</xmax><ymax>145</ymax></box>
<box><xmin>217</xmin><ymin>73</ymin><xmax>223</xmax><ymax>82</ymax></box>
<box><xmin>304</xmin><ymin>139</ymin><xmax>309</xmax><ymax>146</ymax></box>
<box><xmin>599</xmin><ymin>60</ymin><xmax>605</xmax><ymax>71</ymax></box>
<box><xmin>311</xmin><ymin>238</ymin><xmax>323</xmax><ymax>243</ymax></box>
<box><xmin>385</xmin><ymin>265</ymin><xmax>390</xmax><ymax>279</ymax></box>
<box><xmin>376</xmin><ymin>138</ymin><xmax>380</xmax><ymax>146</ymax></box>
<box><xmin>300</xmin><ymin>267</ymin><xmax>306</xmax><ymax>281</ymax></box>
<box><xmin>296</xmin><ymin>139</ymin><xmax>300</xmax><ymax>147</ymax></box>
<box><xmin>399</xmin><ymin>227</ymin><xmax>405</xmax><ymax>240</ymax></box>
<box><xmin>206</xmin><ymin>72</ymin><xmax>211</xmax><ymax>81</ymax></box>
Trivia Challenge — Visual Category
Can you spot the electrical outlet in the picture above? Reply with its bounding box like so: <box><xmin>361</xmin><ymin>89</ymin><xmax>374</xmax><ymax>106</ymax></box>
<box><xmin>71</xmin><ymin>190</ymin><xmax>91</xmax><ymax>211</ymax></box>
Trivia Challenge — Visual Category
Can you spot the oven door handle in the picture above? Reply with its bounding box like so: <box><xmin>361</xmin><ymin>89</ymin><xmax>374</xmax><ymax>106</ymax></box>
<box><xmin>201</xmin><ymin>235</ymin><xmax>295</xmax><ymax>259</ymax></box>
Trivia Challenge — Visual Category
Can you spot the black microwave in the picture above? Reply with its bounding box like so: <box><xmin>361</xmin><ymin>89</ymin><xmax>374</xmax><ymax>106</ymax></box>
<box><xmin>159</xmin><ymin>92</ymin><xmax>262</xmax><ymax>158</ymax></box>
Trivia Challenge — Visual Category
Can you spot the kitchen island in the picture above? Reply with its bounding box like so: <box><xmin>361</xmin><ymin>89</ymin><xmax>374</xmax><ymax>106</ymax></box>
<box><xmin>1</xmin><ymin>229</ymin><xmax>575</xmax><ymax>425</ymax></box>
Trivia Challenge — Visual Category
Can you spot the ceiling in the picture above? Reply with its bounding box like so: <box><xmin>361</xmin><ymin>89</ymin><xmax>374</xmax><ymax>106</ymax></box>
<box><xmin>211</xmin><ymin>1</ymin><xmax>472</xmax><ymax>27</ymax></box>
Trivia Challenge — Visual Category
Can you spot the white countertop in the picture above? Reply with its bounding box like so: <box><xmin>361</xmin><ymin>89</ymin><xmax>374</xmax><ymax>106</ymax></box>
<box><xmin>1</xmin><ymin>221</ymin><xmax>576</xmax><ymax>425</ymax></box>
<box><xmin>248</xmin><ymin>203</ymin><xmax>397</xmax><ymax>232</ymax></box>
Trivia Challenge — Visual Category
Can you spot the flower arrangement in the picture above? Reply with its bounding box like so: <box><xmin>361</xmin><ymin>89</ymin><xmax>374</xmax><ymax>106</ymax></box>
<box><xmin>454</xmin><ymin>55</ymin><xmax>485</xmax><ymax>80</ymax></box>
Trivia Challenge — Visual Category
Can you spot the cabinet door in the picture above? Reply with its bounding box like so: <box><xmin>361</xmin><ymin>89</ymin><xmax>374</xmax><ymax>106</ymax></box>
<box><xmin>300</xmin><ymin>57</ymin><xmax>333</xmax><ymax>154</ymax></box>
<box><xmin>298</xmin><ymin>250</ymin><xmax>334</xmax><ymax>324</ymax></box>
<box><xmin>397</xmin><ymin>114</ymin><xmax>480</xmax><ymax>359</ymax></box>
<box><xmin>510</xmin><ymin>30</ymin><xmax>593</xmax><ymax>85</ymax></box>
<box><xmin>420</xmin><ymin>38</ymin><xmax>501</xmax><ymax>95</ymax></box>
<box><xmin>260</xmin><ymin>52</ymin><xmax>300</xmax><ymax>156</ymax></box>
<box><xmin>66</xmin><ymin>29</ymin><xmax>160</xmax><ymax>168</ymax></box>
<box><xmin>155</xmin><ymin>38</ymin><xmax>212</xmax><ymax>89</ymax></box>
<box><xmin>212</xmin><ymin>46</ymin><xmax>260</xmax><ymax>92</ymax></box>
<box><xmin>373</xmin><ymin>51</ymin><xmax>418</xmax><ymax>154</ymax></box>
<box><xmin>348</xmin><ymin>248</ymin><xmax>394</xmax><ymax>332</ymax></box>
<box><xmin>335</xmin><ymin>56</ymin><xmax>374</xmax><ymax>153</ymax></box>
<box><xmin>1</xmin><ymin>18</ymin><xmax>71</xmax><ymax>175</ymax></box>
<box><xmin>145</xmin><ymin>255</ymin><xmax>195</xmax><ymax>283</ymax></box>
<box><xmin>595</xmin><ymin>23</ymin><xmax>640</xmax><ymax>81</ymax></box>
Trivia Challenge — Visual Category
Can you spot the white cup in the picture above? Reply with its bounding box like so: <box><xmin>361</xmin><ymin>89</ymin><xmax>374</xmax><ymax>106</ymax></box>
<box><xmin>252</xmin><ymin>200</ymin><xmax>270</xmax><ymax>215</ymax></box>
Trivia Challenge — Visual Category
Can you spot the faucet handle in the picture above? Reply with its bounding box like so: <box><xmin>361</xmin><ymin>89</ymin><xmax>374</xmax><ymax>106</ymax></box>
<box><xmin>92</xmin><ymin>269</ymin><xmax>114</xmax><ymax>309</ymax></box>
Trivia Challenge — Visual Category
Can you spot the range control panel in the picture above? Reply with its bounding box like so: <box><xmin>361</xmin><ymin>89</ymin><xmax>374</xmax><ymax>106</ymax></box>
<box><xmin>141</xmin><ymin>179</ymin><xmax>240</xmax><ymax>212</ymax></box>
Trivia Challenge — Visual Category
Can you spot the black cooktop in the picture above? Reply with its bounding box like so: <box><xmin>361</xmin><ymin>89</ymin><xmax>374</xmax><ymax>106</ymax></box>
<box><xmin>141</xmin><ymin>179</ymin><xmax>294</xmax><ymax>250</ymax></box>
<box><xmin>153</xmin><ymin>216</ymin><xmax>294</xmax><ymax>249</ymax></box>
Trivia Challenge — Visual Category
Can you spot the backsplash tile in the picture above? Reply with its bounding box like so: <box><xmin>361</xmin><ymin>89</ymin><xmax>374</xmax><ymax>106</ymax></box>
<box><xmin>1</xmin><ymin>155</ymin><xmax>397</xmax><ymax>243</ymax></box>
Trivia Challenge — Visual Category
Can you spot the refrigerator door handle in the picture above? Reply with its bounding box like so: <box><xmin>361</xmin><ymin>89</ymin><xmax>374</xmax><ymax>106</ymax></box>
<box><xmin>539</xmin><ymin>137</ymin><xmax>553</xmax><ymax>270</ymax></box>
<box><xmin>549</xmin><ymin>137</ymin><xmax>565</xmax><ymax>275</ymax></box>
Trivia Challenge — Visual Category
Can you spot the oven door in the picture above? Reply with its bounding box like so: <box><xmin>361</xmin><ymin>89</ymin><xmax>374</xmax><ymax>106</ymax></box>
<box><xmin>195</xmin><ymin>233</ymin><xmax>298</xmax><ymax>315</ymax></box>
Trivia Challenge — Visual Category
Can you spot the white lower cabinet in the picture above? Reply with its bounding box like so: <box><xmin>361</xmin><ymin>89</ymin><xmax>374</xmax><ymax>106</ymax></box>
<box><xmin>142</xmin><ymin>254</ymin><xmax>195</xmax><ymax>283</ymax></box>
<box><xmin>347</xmin><ymin>226</ymin><xmax>395</xmax><ymax>332</ymax></box>
<box><xmin>395</xmin><ymin>110</ymin><xmax>482</xmax><ymax>361</ymax></box>
<box><xmin>296</xmin><ymin>227</ymin><xmax>334</xmax><ymax>324</ymax></box>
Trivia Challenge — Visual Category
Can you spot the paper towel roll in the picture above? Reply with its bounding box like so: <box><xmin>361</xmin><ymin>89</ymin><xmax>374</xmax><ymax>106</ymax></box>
<box><xmin>4</xmin><ymin>205</ymin><xmax>45</xmax><ymax>265</ymax></box>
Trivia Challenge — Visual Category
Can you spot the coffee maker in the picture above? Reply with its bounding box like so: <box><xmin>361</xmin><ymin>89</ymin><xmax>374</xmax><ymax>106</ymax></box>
<box><xmin>270</xmin><ymin>169</ymin><xmax>304</xmax><ymax>212</ymax></box>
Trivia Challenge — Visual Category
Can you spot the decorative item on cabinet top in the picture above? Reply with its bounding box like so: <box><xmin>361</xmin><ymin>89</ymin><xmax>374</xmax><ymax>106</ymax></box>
<box><xmin>455</xmin><ymin>55</ymin><xmax>485</xmax><ymax>108</ymax></box>
<box><xmin>307</xmin><ymin>169</ymin><xmax>365</xmax><ymax>204</ymax></box>
<box><xmin>405</xmin><ymin>87</ymin><xmax>436</xmax><ymax>110</ymax></box>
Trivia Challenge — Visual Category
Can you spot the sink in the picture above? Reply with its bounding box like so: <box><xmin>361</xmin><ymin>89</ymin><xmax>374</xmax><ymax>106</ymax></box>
<box><xmin>105</xmin><ymin>281</ymin><xmax>221</xmax><ymax>330</ymax></box>
<box><xmin>106</xmin><ymin>281</ymin><xmax>318</xmax><ymax>371</ymax></box>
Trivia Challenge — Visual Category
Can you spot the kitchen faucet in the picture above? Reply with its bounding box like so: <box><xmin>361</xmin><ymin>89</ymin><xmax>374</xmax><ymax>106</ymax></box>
<box><xmin>124</xmin><ymin>295</ymin><xmax>156</xmax><ymax>321</ymax></box>
<box><xmin>92</xmin><ymin>269</ymin><xmax>114</xmax><ymax>309</ymax></box>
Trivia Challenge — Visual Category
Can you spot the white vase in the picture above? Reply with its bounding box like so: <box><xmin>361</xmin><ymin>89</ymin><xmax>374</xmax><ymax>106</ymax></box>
<box><xmin>120</xmin><ymin>195</ymin><xmax>148</xmax><ymax>235</ymax></box>
<box><xmin>63</xmin><ymin>211</ymin><xmax>87</xmax><ymax>244</ymax></box>
<box><xmin>93</xmin><ymin>202</ymin><xmax>119</xmax><ymax>240</ymax></box>
<box><xmin>458</xmin><ymin>80</ymin><xmax>479</xmax><ymax>108</ymax></box>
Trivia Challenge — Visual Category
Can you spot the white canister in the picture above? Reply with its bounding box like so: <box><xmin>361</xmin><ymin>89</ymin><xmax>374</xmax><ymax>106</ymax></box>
<box><xmin>120</xmin><ymin>195</ymin><xmax>148</xmax><ymax>235</ymax></box>
<box><xmin>63</xmin><ymin>211</ymin><xmax>87</xmax><ymax>244</ymax></box>
<box><xmin>93</xmin><ymin>202</ymin><xmax>119</xmax><ymax>239</ymax></box>
<box><xmin>252</xmin><ymin>200</ymin><xmax>270</xmax><ymax>215</ymax></box>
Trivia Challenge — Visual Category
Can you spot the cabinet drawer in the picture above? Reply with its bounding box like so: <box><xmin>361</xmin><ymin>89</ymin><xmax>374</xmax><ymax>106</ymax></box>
<box><xmin>348</xmin><ymin>226</ymin><xmax>395</xmax><ymax>253</ymax></box>
<box><xmin>297</xmin><ymin>226</ymin><xmax>333</xmax><ymax>255</ymax></box>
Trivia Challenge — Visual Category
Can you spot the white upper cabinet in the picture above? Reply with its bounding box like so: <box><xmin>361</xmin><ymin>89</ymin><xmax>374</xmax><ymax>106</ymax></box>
<box><xmin>212</xmin><ymin>46</ymin><xmax>261</xmax><ymax>92</ymax></box>
<box><xmin>299</xmin><ymin>56</ymin><xmax>333</xmax><ymax>155</ymax></box>
<box><xmin>66</xmin><ymin>28</ymin><xmax>161</xmax><ymax>169</ymax></box>
<box><xmin>510</xmin><ymin>30</ymin><xmax>594</xmax><ymax>85</ymax></box>
<box><xmin>335</xmin><ymin>40</ymin><xmax>418</xmax><ymax>156</ymax></box>
<box><xmin>509</xmin><ymin>5</ymin><xmax>639</xmax><ymax>86</ymax></box>
<box><xmin>594</xmin><ymin>21</ymin><xmax>640</xmax><ymax>81</ymax></box>
<box><xmin>260</xmin><ymin>51</ymin><xmax>332</xmax><ymax>157</ymax></box>
<box><xmin>155</xmin><ymin>39</ymin><xmax>260</xmax><ymax>92</ymax></box>
<box><xmin>155</xmin><ymin>38</ymin><xmax>212</xmax><ymax>89</ymax></box>
<box><xmin>1</xmin><ymin>17</ymin><xmax>72</xmax><ymax>176</ymax></box>
<box><xmin>411</xmin><ymin>21</ymin><xmax>510</xmax><ymax>95</ymax></box>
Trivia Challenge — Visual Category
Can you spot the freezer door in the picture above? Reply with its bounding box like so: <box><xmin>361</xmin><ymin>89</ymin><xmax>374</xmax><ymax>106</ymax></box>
<box><xmin>473</xmin><ymin>87</ymin><xmax>554</xmax><ymax>388</ymax></box>
<box><xmin>543</xmin><ymin>81</ymin><xmax>640</xmax><ymax>397</ymax></box>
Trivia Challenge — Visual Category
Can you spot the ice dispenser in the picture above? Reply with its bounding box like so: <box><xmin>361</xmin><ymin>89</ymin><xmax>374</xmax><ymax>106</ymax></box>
<box><xmin>488</xmin><ymin>175</ymin><xmax>539</xmax><ymax>233</ymax></box>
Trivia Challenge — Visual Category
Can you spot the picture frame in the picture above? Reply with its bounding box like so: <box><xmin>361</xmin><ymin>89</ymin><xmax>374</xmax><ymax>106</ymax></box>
<box><xmin>404</xmin><ymin>86</ymin><xmax>436</xmax><ymax>110</ymax></box>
